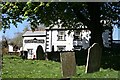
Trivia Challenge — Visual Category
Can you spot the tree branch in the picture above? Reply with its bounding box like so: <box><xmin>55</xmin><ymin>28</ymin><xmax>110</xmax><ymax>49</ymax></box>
<box><xmin>71</xmin><ymin>4</ymin><xmax>91</xmax><ymax>29</ymax></box>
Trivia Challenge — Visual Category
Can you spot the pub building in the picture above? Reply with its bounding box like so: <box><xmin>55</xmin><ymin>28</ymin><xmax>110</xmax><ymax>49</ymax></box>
<box><xmin>23</xmin><ymin>25</ymin><xmax>107</xmax><ymax>59</ymax></box>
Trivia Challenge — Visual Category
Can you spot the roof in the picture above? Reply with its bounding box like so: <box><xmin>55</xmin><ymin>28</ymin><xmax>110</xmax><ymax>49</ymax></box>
<box><xmin>22</xmin><ymin>31</ymin><xmax>46</xmax><ymax>37</ymax></box>
<box><xmin>45</xmin><ymin>24</ymin><xmax>88</xmax><ymax>30</ymax></box>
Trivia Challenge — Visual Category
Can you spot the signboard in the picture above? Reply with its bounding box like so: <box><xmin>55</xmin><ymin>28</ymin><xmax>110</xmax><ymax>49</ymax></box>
<box><xmin>24</xmin><ymin>39</ymin><xmax>44</xmax><ymax>43</ymax></box>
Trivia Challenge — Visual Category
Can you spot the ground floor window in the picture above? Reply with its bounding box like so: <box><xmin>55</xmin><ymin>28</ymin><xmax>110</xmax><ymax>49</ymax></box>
<box><xmin>27</xmin><ymin>49</ymin><xmax>33</xmax><ymax>55</ymax></box>
<box><xmin>57</xmin><ymin>46</ymin><xmax>66</xmax><ymax>51</ymax></box>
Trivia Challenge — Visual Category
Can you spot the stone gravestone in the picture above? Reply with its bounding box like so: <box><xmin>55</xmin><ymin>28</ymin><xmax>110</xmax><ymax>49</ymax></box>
<box><xmin>85</xmin><ymin>43</ymin><xmax>102</xmax><ymax>73</ymax></box>
<box><xmin>60</xmin><ymin>52</ymin><xmax>76</xmax><ymax>78</ymax></box>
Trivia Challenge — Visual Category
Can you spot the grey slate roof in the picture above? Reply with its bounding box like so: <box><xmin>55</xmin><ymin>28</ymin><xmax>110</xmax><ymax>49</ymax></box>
<box><xmin>22</xmin><ymin>31</ymin><xmax>46</xmax><ymax>37</ymax></box>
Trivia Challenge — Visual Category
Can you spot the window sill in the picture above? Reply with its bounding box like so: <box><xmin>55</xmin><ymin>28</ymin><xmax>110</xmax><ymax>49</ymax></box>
<box><xmin>57</xmin><ymin>40</ymin><xmax>66</xmax><ymax>41</ymax></box>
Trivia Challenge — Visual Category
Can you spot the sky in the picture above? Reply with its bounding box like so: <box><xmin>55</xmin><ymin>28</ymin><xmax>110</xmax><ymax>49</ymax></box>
<box><xmin>112</xmin><ymin>25</ymin><xmax>119</xmax><ymax>40</ymax></box>
<box><xmin>0</xmin><ymin>20</ymin><xmax>120</xmax><ymax>41</ymax></box>
<box><xmin>0</xmin><ymin>20</ymin><xmax>30</xmax><ymax>41</ymax></box>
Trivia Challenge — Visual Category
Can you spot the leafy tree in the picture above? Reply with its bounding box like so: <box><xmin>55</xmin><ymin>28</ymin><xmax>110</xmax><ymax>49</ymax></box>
<box><xmin>1</xmin><ymin>35</ymin><xmax>8</xmax><ymax>54</ymax></box>
<box><xmin>2</xmin><ymin>2</ymin><xmax>120</xmax><ymax>47</ymax></box>
<box><xmin>10</xmin><ymin>26</ymin><xmax>29</xmax><ymax>47</ymax></box>
<box><xmin>2</xmin><ymin>35</ymin><xmax>8</xmax><ymax>48</ymax></box>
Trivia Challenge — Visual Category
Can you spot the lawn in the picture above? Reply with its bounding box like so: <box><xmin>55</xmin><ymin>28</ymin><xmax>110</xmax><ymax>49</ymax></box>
<box><xmin>2</xmin><ymin>55</ymin><xmax>119</xmax><ymax>79</ymax></box>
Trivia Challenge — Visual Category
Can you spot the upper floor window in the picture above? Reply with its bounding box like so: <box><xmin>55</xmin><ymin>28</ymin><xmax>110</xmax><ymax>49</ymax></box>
<box><xmin>74</xmin><ymin>30</ymin><xmax>82</xmax><ymax>40</ymax></box>
<box><xmin>75</xmin><ymin>31</ymin><xmax>80</xmax><ymax>36</ymax></box>
<box><xmin>57</xmin><ymin>31</ymin><xmax>66</xmax><ymax>41</ymax></box>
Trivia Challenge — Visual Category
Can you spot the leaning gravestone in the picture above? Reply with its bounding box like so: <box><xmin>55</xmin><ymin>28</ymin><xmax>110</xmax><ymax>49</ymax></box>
<box><xmin>85</xmin><ymin>43</ymin><xmax>102</xmax><ymax>73</ymax></box>
<box><xmin>60</xmin><ymin>52</ymin><xmax>76</xmax><ymax>78</ymax></box>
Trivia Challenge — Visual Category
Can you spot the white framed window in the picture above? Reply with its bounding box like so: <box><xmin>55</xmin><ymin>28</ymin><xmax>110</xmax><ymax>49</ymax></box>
<box><xmin>75</xmin><ymin>31</ymin><xmax>80</xmax><ymax>36</ymax></box>
<box><xmin>74</xmin><ymin>30</ymin><xmax>82</xmax><ymax>40</ymax></box>
<box><xmin>57</xmin><ymin>46</ymin><xmax>66</xmax><ymax>51</ymax></box>
<box><xmin>57</xmin><ymin>31</ymin><xmax>66</xmax><ymax>41</ymax></box>
<box><xmin>27</xmin><ymin>49</ymin><xmax>33</xmax><ymax>55</ymax></box>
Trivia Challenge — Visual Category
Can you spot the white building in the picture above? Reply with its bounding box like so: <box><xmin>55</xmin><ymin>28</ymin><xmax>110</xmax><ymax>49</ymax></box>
<box><xmin>22</xmin><ymin>30</ymin><xmax>46</xmax><ymax>59</ymax></box>
<box><xmin>8</xmin><ymin>44</ymin><xmax>21</xmax><ymax>53</ymax></box>
<box><xmin>22</xmin><ymin>26</ymin><xmax>91</xmax><ymax>59</ymax></box>
<box><xmin>118</xmin><ymin>28</ymin><xmax>120</xmax><ymax>40</ymax></box>
<box><xmin>8</xmin><ymin>45</ymin><xmax>14</xmax><ymax>53</ymax></box>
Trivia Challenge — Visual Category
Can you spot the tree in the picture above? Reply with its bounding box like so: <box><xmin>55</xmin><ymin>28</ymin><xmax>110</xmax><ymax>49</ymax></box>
<box><xmin>10</xmin><ymin>26</ymin><xmax>29</xmax><ymax>47</ymax></box>
<box><xmin>2</xmin><ymin>35</ymin><xmax>8</xmax><ymax>48</ymax></box>
<box><xmin>2</xmin><ymin>35</ymin><xmax>8</xmax><ymax>54</ymax></box>
<box><xmin>2</xmin><ymin>2</ymin><xmax>120</xmax><ymax>47</ymax></box>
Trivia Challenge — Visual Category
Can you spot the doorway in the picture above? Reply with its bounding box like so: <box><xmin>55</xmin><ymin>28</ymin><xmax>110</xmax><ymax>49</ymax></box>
<box><xmin>36</xmin><ymin>45</ymin><xmax>45</xmax><ymax>60</ymax></box>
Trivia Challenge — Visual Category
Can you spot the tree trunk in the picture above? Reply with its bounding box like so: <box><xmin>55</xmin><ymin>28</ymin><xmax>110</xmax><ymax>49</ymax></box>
<box><xmin>90</xmin><ymin>28</ymin><xmax>103</xmax><ymax>47</ymax></box>
<box><xmin>87</xmin><ymin>3</ymin><xmax>103</xmax><ymax>47</ymax></box>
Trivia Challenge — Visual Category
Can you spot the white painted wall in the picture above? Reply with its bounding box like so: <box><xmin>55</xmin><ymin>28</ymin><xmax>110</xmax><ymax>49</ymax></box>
<box><xmin>51</xmin><ymin>30</ymin><xmax>74</xmax><ymax>51</ymax></box>
<box><xmin>8</xmin><ymin>45</ymin><xmax>13</xmax><ymax>52</ymax></box>
<box><xmin>102</xmin><ymin>30</ymin><xmax>110</xmax><ymax>47</ymax></box>
<box><xmin>81</xmin><ymin>30</ymin><xmax>91</xmax><ymax>49</ymax></box>
<box><xmin>23</xmin><ymin>37</ymin><xmax>46</xmax><ymax>59</ymax></box>
<box><xmin>112</xmin><ymin>25</ymin><xmax>120</xmax><ymax>40</ymax></box>
<box><xmin>46</xmin><ymin>29</ymin><xmax>91</xmax><ymax>52</ymax></box>
<box><xmin>118</xmin><ymin>28</ymin><xmax>120</xmax><ymax>40</ymax></box>
<box><xmin>22</xmin><ymin>26</ymin><xmax>91</xmax><ymax>59</ymax></box>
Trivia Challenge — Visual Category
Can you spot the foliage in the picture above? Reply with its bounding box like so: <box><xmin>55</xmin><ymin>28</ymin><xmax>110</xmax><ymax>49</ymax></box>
<box><xmin>2</xmin><ymin>2</ymin><xmax>120</xmax><ymax>31</ymax></box>
<box><xmin>9</xmin><ymin>33</ymin><xmax>23</xmax><ymax>47</ymax></box>
<box><xmin>2</xmin><ymin>36</ymin><xmax>8</xmax><ymax>48</ymax></box>
<box><xmin>75</xmin><ymin>48</ymin><xmax>120</xmax><ymax>71</ymax></box>
<box><xmin>9</xmin><ymin>26</ymin><xmax>29</xmax><ymax>47</ymax></box>
<box><xmin>1</xmin><ymin>2</ymin><xmax>120</xmax><ymax>46</ymax></box>
<box><xmin>2</xmin><ymin>55</ymin><xmax>119</xmax><ymax>78</ymax></box>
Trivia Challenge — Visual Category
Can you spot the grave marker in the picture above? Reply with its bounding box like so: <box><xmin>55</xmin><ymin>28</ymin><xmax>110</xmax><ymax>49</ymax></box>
<box><xmin>60</xmin><ymin>52</ymin><xmax>76</xmax><ymax>77</ymax></box>
<box><xmin>85</xmin><ymin>43</ymin><xmax>102</xmax><ymax>73</ymax></box>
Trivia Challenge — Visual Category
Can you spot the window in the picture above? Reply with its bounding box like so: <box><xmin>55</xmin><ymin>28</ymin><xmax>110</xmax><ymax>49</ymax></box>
<box><xmin>86</xmin><ymin>34</ymin><xmax>89</xmax><ymax>38</ymax></box>
<box><xmin>74</xmin><ymin>30</ymin><xmax>82</xmax><ymax>40</ymax></box>
<box><xmin>75</xmin><ymin>31</ymin><xmax>80</xmax><ymax>36</ymax></box>
<box><xmin>57</xmin><ymin>46</ymin><xmax>66</xmax><ymax>51</ymax></box>
<box><xmin>73</xmin><ymin>46</ymin><xmax>82</xmax><ymax>50</ymax></box>
<box><xmin>27</xmin><ymin>49</ymin><xmax>33</xmax><ymax>55</ymax></box>
<box><xmin>57</xmin><ymin>31</ymin><xmax>66</xmax><ymax>41</ymax></box>
<box><xmin>24</xmin><ymin>39</ymin><xmax>44</xmax><ymax>43</ymax></box>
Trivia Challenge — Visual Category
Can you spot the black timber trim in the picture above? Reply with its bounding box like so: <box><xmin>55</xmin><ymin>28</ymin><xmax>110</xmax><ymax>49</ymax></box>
<box><xmin>46</xmin><ymin>28</ymin><xmax>89</xmax><ymax>31</ymax></box>
<box><xmin>51</xmin><ymin>30</ymin><xmax>52</xmax><ymax>52</ymax></box>
<box><xmin>46</xmin><ymin>44</ymin><xmax>49</xmax><ymax>46</ymax></box>
<box><xmin>46</xmin><ymin>34</ymin><xmax>49</xmax><ymax>36</ymax></box>
<box><xmin>73</xmin><ymin>45</ymin><xmax>83</xmax><ymax>47</ymax></box>
<box><xmin>112</xmin><ymin>40</ymin><xmax>120</xmax><ymax>41</ymax></box>
<box><xmin>46</xmin><ymin>37</ymin><xmax>49</xmax><ymax>39</ymax></box>
<box><xmin>57</xmin><ymin>39</ymin><xmax>66</xmax><ymax>41</ymax></box>
<box><xmin>45</xmin><ymin>31</ymin><xmax>47</xmax><ymax>52</ymax></box>
<box><xmin>46</xmin><ymin>41</ymin><xmax>49</xmax><ymax>42</ymax></box>
<box><xmin>46</xmin><ymin>51</ymin><xmax>74</xmax><ymax>53</ymax></box>
<box><xmin>46</xmin><ymin>48</ymin><xmax>49</xmax><ymax>49</ymax></box>
<box><xmin>22</xmin><ymin>35</ymin><xmax>46</xmax><ymax>37</ymax></box>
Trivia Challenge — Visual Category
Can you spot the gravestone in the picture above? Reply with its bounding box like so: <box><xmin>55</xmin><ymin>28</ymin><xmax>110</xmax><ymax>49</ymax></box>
<box><xmin>85</xmin><ymin>43</ymin><xmax>102</xmax><ymax>73</ymax></box>
<box><xmin>60</xmin><ymin>52</ymin><xmax>76</xmax><ymax>78</ymax></box>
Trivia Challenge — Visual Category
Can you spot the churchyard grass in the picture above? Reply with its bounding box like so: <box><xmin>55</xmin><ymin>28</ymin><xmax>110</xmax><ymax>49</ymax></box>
<box><xmin>2</xmin><ymin>55</ymin><xmax>62</xmax><ymax>78</ymax></box>
<box><xmin>2</xmin><ymin>55</ymin><xmax>119</xmax><ymax>78</ymax></box>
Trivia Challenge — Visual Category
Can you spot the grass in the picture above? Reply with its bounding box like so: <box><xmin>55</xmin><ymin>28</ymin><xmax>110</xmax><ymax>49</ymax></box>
<box><xmin>2</xmin><ymin>55</ymin><xmax>61</xmax><ymax>78</ymax></box>
<box><xmin>2</xmin><ymin>55</ymin><xmax>119</xmax><ymax>79</ymax></box>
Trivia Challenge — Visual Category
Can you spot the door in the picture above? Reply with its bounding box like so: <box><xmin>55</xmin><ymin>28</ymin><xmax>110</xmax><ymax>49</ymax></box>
<box><xmin>36</xmin><ymin>45</ymin><xmax>45</xmax><ymax>60</ymax></box>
